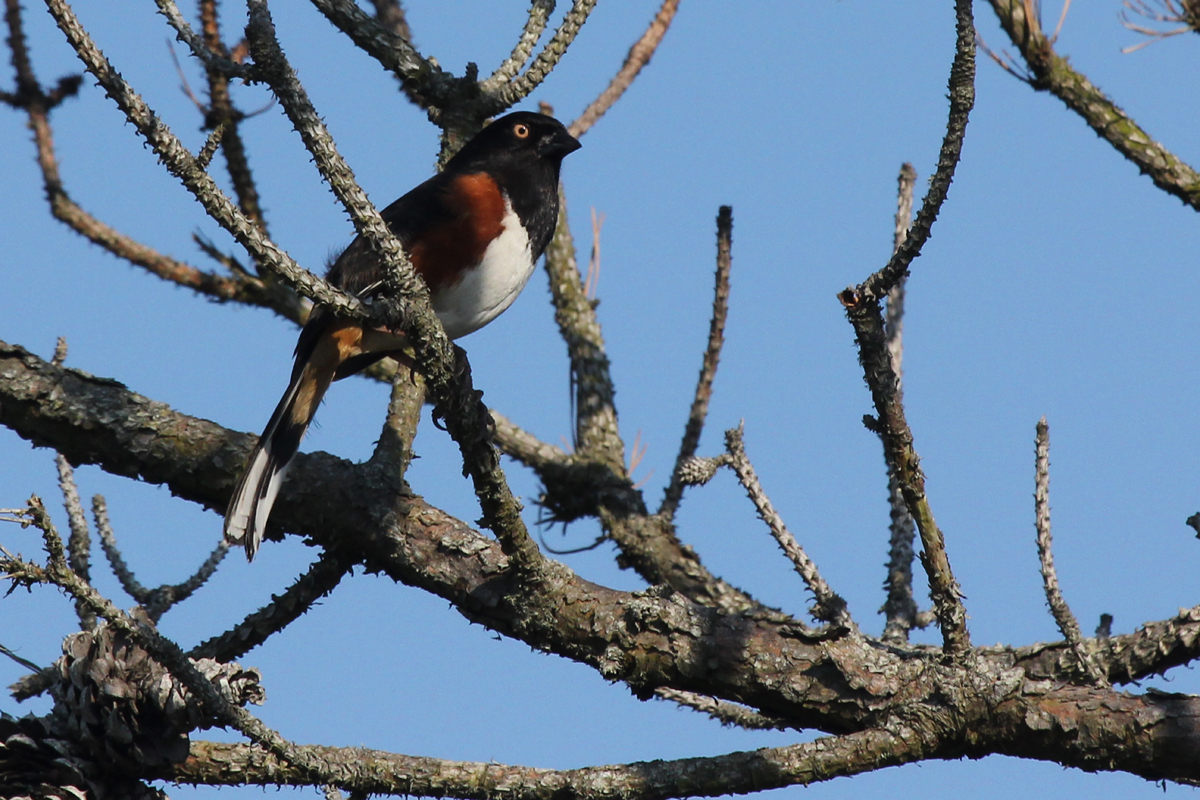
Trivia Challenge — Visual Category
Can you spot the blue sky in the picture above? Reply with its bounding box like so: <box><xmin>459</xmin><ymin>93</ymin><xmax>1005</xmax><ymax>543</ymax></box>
<box><xmin>2</xmin><ymin>2</ymin><xmax>1200</xmax><ymax>798</ymax></box>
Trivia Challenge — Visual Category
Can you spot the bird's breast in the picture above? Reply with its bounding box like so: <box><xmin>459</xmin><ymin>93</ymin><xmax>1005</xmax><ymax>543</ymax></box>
<box><xmin>431</xmin><ymin>199</ymin><xmax>534</xmax><ymax>340</ymax></box>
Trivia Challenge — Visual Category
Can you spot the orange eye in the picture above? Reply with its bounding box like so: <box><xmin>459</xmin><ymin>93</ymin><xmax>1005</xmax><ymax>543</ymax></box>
<box><xmin>513</xmin><ymin>123</ymin><xmax>530</xmax><ymax>139</ymax></box>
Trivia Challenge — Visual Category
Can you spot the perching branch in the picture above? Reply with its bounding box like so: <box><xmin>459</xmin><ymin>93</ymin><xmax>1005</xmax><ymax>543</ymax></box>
<box><xmin>1034</xmin><ymin>418</ymin><xmax>1103</xmax><ymax>683</ymax></box>
<box><xmin>244</xmin><ymin>0</ymin><xmax>542</xmax><ymax>569</ymax></box>
<box><xmin>660</xmin><ymin>206</ymin><xmax>732</xmax><ymax>521</ymax></box>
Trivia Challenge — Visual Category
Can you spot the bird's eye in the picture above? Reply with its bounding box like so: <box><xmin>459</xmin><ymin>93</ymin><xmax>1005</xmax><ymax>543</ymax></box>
<box><xmin>513</xmin><ymin>123</ymin><xmax>530</xmax><ymax>139</ymax></box>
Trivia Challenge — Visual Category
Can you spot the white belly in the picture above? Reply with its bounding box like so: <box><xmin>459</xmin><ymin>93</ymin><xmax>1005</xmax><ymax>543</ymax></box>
<box><xmin>432</xmin><ymin>202</ymin><xmax>534</xmax><ymax>340</ymax></box>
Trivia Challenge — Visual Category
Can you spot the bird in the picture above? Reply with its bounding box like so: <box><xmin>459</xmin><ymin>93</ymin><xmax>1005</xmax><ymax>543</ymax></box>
<box><xmin>224</xmin><ymin>111</ymin><xmax>581</xmax><ymax>560</ymax></box>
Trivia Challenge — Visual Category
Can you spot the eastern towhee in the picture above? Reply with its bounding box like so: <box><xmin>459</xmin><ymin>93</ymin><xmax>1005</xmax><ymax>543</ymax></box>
<box><xmin>224</xmin><ymin>111</ymin><xmax>581</xmax><ymax>559</ymax></box>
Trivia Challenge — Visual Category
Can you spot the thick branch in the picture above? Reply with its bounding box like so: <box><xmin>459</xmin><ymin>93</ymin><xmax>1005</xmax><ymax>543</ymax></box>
<box><xmin>168</xmin><ymin>728</ymin><xmax>927</xmax><ymax>798</ymax></box>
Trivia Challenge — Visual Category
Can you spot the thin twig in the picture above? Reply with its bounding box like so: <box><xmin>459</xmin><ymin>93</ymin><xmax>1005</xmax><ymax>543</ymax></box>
<box><xmin>484</xmin><ymin>0</ymin><xmax>556</xmax><ymax>89</ymax></box>
<box><xmin>44</xmin><ymin>0</ymin><xmax>366</xmax><ymax>319</ymax></box>
<box><xmin>880</xmin><ymin>165</ymin><xmax>920</xmax><ymax>645</ymax></box>
<box><xmin>0</xmin><ymin>643</ymin><xmax>41</xmax><ymax>674</ymax></box>
<box><xmin>144</xmin><ymin>539</ymin><xmax>230</xmax><ymax>622</ymax></box>
<box><xmin>190</xmin><ymin>553</ymin><xmax>356</xmax><ymax>662</ymax></box>
<box><xmin>152</xmin><ymin>0</ymin><xmax>249</xmax><ymax>79</ymax></box>
<box><xmin>92</xmin><ymin>493</ymin><xmax>148</xmax><ymax>602</ymax></box>
<box><xmin>198</xmin><ymin>0</ymin><xmax>270</xmax><ymax>236</ymax></box>
<box><xmin>655</xmin><ymin>687</ymin><xmax>792</xmax><ymax>731</ymax></box>
<box><xmin>724</xmin><ymin>425</ymin><xmax>851</xmax><ymax>627</ymax></box>
<box><xmin>857</xmin><ymin>0</ymin><xmax>975</xmax><ymax>302</ymax></box>
<box><xmin>660</xmin><ymin>205</ymin><xmax>732</xmax><ymax>520</ymax></box>
<box><xmin>568</xmin><ymin>0</ymin><xmax>681</xmax><ymax>138</ymax></box>
<box><xmin>55</xmin><ymin>454</ymin><xmax>95</xmax><ymax>630</ymax></box>
<box><xmin>1035</xmin><ymin>418</ymin><xmax>1104</xmax><ymax>683</ymax></box>
<box><xmin>490</xmin><ymin>0</ymin><xmax>598</xmax><ymax>111</ymax></box>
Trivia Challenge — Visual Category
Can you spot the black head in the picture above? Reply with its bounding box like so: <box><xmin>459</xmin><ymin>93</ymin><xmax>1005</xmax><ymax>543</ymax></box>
<box><xmin>445</xmin><ymin>112</ymin><xmax>581</xmax><ymax>176</ymax></box>
<box><xmin>444</xmin><ymin>112</ymin><xmax>581</xmax><ymax>260</ymax></box>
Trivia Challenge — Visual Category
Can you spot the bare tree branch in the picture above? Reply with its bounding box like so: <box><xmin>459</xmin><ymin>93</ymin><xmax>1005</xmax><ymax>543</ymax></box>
<box><xmin>152</xmin><ymin>0</ymin><xmax>249</xmax><ymax>80</ymax></box>
<box><xmin>1034</xmin><ymin>418</ymin><xmax>1103</xmax><ymax>683</ymax></box>
<box><xmin>371</xmin><ymin>0</ymin><xmax>413</xmax><ymax>43</ymax></box>
<box><xmin>660</xmin><ymin>206</ymin><xmax>731</xmax><ymax>521</ymax></box>
<box><xmin>569</xmin><ymin>0</ymin><xmax>681</xmax><ymax>138</ymax></box>
<box><xmin>986</xmin><ymin>0</ymin><xmax>1200</xmax><ymax>210</ymax></box>
<box><xmin>92</xmin><ymin>493</ymin><xmax>149</xmax><ymax>603</ymax></box>
<box><xmin>44</xmin><ymin>0</ymin><xmax>367</xmax><ymax>319</ymax></box>
<box><xmin>654</xmin><ymin>688</ymin><xmax>793</xmax><ymax>731</ymax></box>
<box><xmin>308</xmin><ymin>0</ymin><xmax>442</xmax><ymax>109</ymax></box>
<box><xmin>166</xmin><ymin>727</ymin><xmax>929</xmax><ymax>798</ymax></box>
<box><xmin>838</xmin><ymin>0</ymin><xmax>975</xmax><ymax>657</ymax></box>
<box><xmin>189</xmin><ymin>553</ymin><xmax>356</xmax><ymax>662</ymax></box>
<box><xmin>858</xmin><ymin>0</ymin><xmax>976</xmax><ymax>302</ymax></box>
<box><xmin>54</xmin><ymin>454</ymin><xmax>95</xmax><ymax>630</ymax></box>
<box><xmin>490</xmin><ymin>0</ymin><xmax>598</xmax><ymax>110</ymax></box>
<box><xmin>880</xmin><ymin>164</ymin><xmax>921</xmax><ymax>645</ymax></box>
<box><xmin>2</xmin><ymin>497</ymin><xmax>331</xmax><ymax>777</ymax></box>
<box><xmin>197</xmin><ymin>0</ymin><xmax>270</xmax><ymax>235</ymax></box>
<box><xmin>484</xmin><ymin>0</ymin><xmax>556</xmax><ymax>90</ymax></box>
<box><xmin>723</xmin><ymin>425</ymin><xmax>851</xmax><ymax>627</ymax></box>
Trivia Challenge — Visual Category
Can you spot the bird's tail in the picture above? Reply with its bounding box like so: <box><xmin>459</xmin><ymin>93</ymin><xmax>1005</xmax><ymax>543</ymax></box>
<box><xmin>223</xmin><ymin>357</ymin><xmax>335</xmax><ymax>560</ymax></box>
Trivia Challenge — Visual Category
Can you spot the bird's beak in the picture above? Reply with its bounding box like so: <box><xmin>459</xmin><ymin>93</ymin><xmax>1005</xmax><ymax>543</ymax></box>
<box><xmin>539</xmin><ymin>129</ymin><xmax>582</xmax><ymax>158</ymax></box>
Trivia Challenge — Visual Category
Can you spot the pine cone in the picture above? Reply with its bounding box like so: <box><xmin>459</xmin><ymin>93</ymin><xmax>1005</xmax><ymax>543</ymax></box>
<box><xmin>48</xmin><ymin>616</ymin><xmax>263</xmax><ymax>773</ymax></box>
<box><xmin>0</xmin><ymin>713</ymin><xmax>163</xmax><ymax>800</ymax></box>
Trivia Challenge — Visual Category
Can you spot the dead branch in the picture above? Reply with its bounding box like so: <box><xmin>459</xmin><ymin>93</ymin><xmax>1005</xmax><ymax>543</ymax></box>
<box><xmin>1034</xmin><ymin>418</ymin><xmax>1104</xmax><ymax>683</ymax></box>
<box><xmin>660</xmin><ymin>206</ymin><xmax>732</xmax><ymax>520</ymax></box>
<box><xmin>569</xmin><ymin>0</ymin><xmax>681</xmax><ymax>138</ymax></box>
<box><xmin>880</xmin><ymin>164</ymin><xmax>921</xmax><ymax>645</ymax></box>
<box><xmin>723</xmin><ymin>425</ymin><xmax>851</xmax><ymax>627</ymax></box>
<box><xmin>986</xmin><ymin>0</ymin><xmax>1200</xmax><ymax>210</ymax></box>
